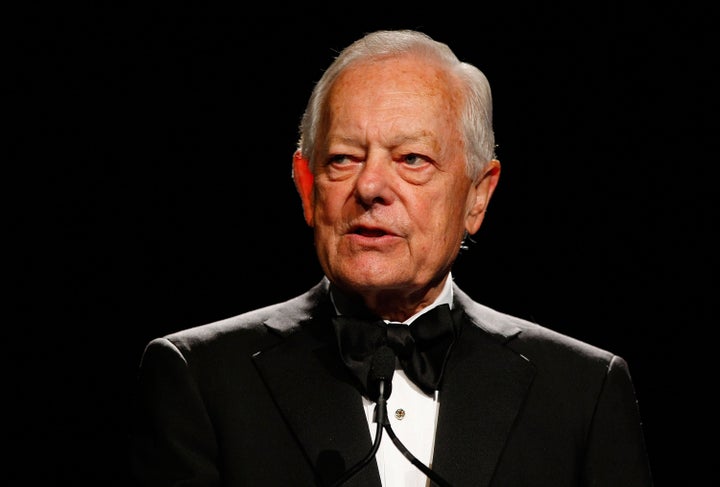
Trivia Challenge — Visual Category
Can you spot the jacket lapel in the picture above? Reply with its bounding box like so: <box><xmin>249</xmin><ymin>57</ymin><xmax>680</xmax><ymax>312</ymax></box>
<box><xmin>431</xmin><ymin>298</ymin><xmax>536</xmax><ymax>487</ymax></box>
<box><xmin>251</xmin><ymin>280</ymin><xmax>534</xmax><ymax>487</ymax></box>
<box><xmin>252</xmin><ymin>311</ymin><xmax>383</xmax><ymax>487</ymax></box>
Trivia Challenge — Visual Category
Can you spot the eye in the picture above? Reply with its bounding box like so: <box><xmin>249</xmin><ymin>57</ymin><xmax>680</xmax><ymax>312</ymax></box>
<box><xmin>402</xmin><ymin>153</ymin><xmax>429</xmax><ymax>167</ymax></box>
<box><xmin>327</xmin><ymin>154</ymin><xmax>352</xmax><ymax>165</ymax></box>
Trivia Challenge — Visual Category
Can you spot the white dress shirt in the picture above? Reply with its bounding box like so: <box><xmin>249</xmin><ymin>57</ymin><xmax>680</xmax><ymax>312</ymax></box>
<box><xmin>335</xmin><ymin>276</ymin><xmax>454</xmax><ymax>487</ymax></box>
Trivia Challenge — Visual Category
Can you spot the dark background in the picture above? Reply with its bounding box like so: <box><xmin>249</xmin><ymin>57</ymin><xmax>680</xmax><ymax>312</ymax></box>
<box><xmin>10</xmin><ymin>2</ymin><xmax>715</xmax><ymax>485</ymax></box>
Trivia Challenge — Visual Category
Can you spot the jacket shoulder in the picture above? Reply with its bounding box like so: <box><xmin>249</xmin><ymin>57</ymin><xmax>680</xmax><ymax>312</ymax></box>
<box><xmin>453</xmin><ymin>283</ymin><xmax>615</xmax><ymax>366</ymax></box>
<box><xmin>154</xmin><ymin>279</ymin><xmax>331</xmax><ymax>357</ymax></box>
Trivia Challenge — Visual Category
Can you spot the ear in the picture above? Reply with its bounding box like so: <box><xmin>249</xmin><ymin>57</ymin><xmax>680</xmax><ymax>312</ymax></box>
<box><xmin>465</xmin><ymin>159</ymin><xmax>501</xmax><ymax>235</ymax></box>
<box><xmin>292</xmin><ymin>150</ymin><xmax>315</xmax><ymax>227</ymax></box>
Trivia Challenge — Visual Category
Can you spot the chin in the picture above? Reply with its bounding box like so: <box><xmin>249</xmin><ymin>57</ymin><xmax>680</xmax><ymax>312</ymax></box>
<box><xmin>334</xmin><ymin>265</ymin><xmax>412</xmax><ymax>291</ymax></box>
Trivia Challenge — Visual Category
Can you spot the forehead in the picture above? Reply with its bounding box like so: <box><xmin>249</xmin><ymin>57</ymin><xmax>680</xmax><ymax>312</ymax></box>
<box><xmin>330</xmin><ymin>54</ymin><xmax>458</xmax><ymax>103</ymax></box>
<box><xmin>326</xmin><ymin>55</ymin><xmax>463</xmax><ymax>135</ymax></box>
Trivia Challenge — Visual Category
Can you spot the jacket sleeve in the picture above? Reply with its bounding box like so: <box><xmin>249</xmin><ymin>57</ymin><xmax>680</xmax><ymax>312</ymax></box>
<box><xmin>129</xmin><ymin>337</ymin><xmax>220</xmax><ymax>487</ymax></box>
<box><xmin>582</xmin><ymin>355</ymin><xmax>653</xmax><ymax>486</ymax></box>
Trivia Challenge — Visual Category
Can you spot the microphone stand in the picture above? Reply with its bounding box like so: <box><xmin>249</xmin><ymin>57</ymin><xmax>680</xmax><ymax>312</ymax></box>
<box><xmin>382</xmin><ymin>420</ymin><xmax>453</xmax><ymax>487</ymax></box>
<box><xmin>328</xmin><ymin>381</ymin><xmax>389</xmax><ymax>487</ymax></box>
<box><xmin>329</xmin><ymin>346</ymin><xmax>455</xmax><ymax>487</ymax></box>
<box><xmin>328</xmin><ymin>347</ymin><xmax>393</xmax><ymax>487</ymax></box>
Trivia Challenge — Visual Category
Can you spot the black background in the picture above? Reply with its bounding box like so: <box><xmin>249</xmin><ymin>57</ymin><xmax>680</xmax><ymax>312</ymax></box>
<box><xmin>10</xmin><ymin>2</ymin><xmax>715</xmax><ymax>485</ymax></box>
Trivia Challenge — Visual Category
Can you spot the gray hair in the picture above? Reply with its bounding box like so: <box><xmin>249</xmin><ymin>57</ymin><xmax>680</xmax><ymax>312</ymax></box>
<box><xmin>297</xmin><ymin>29</ymin><xmax>496</xmax><ymax>181</ymax></box>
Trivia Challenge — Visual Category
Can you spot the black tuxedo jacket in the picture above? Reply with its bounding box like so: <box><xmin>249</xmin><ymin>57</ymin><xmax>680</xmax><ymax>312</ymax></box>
<box><xmin>130</xmin><ymin>279</ymin><xmax>652</xmax><ymax>486</ymax></box>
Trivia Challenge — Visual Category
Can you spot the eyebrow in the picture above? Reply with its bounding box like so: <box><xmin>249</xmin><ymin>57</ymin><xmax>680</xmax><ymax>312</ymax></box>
<box><xmin>328</xmin><ymin>131</ymin><xmax>435</xmax><ymax>147</ymax></box>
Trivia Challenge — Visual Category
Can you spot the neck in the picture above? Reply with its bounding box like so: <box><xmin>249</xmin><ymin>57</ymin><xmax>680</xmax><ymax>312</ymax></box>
<box><xmin>330</xmin><ymin>273</ymin><xmax>452</xmax><ymax>322</ymax></box>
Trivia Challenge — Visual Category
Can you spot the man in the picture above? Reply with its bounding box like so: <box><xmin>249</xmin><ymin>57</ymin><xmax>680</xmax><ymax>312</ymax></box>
<box><xmin>130</xmin><ymin>30</ymin><xmax>653</xmax><ymax>486</ymax></box>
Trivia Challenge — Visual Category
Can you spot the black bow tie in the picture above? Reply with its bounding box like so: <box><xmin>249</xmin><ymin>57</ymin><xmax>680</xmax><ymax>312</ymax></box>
<box><xmin>331</xmin><ymin>304</ymin><xmax>460</xmax><ymax>399</ymax></box>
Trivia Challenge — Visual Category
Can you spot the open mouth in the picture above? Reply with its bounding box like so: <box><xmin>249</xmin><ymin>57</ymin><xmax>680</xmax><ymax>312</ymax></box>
<box><xmin>354</xmin><ymin>228</ymin><xmax>388</xmax><ymax>237</ymax></box>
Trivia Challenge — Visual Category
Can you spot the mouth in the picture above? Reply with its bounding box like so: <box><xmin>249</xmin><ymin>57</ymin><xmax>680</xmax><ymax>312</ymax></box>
<box><xmin>348</xmin><ymin>225</ymin><xmax>395</xmax><ymax>238</ymax></box>
<box><xmin>354</xmin><ymin>228</ymin><xmax>387</xmax><ymax>237</ymax></box>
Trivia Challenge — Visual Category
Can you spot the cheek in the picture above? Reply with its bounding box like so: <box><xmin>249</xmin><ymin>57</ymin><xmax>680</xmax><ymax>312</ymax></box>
<box><xmin>312</xmin><ymin>186</ymin><xmax>341</xmax><ymax>224</ymax></box>
<box><xmin>311</xmin><ymin>183</ymin><xmax>354</xmax><ymax>241</ymax></box>
<box><xmin>436</xmin><ymin>189</ymin><xmax>468</xmax><ymax>224</ymax></box>
<box><xmin>414</xmin><ymin>197</ymin><xmax>465</xmax><ymax>246</ymax></box>
<box><xmin>440</xmin><ymin>196</ymin><xmax>472</xmax><ymax>243</ymax></box>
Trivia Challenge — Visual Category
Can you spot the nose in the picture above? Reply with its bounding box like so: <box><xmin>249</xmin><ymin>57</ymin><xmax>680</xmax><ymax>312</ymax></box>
<box><xmin>355</xmin><ymin>153</ymin><xmax>396</xmax><ymax>206</ymax></box>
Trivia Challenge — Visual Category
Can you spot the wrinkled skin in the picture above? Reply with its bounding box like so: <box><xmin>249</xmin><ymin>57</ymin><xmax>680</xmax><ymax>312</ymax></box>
<box><xmin>293</xmin><ymin>54</ymin><xmax>500</xmax><ymax>322</ymax></box>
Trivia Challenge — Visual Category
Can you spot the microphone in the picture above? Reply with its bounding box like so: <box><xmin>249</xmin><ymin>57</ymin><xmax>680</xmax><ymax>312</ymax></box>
<box><xmin>330</xmin><ymin>345</ymin><xmax>455</xmax><ymax>487</ymax></box>
<box><xmin>329</xmin><ymin>345</ymin><xmax>395</xmax><ymax>487</ymax></box>
<box><xmin>368</xmin><ymin>344</ymin><xmax>396</xmax><ymax>402</ymax></box>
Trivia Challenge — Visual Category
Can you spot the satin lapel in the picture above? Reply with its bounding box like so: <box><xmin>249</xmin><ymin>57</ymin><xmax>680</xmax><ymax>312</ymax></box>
<box><xmin>431</xmin><ymin>314</ymin><xmax>535</xmax><ymax>487</ymax></box>
<box><xmin>252</xmin><ymin>317</ymin><xmax>382</xmax><ymax>487</ymax></box>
